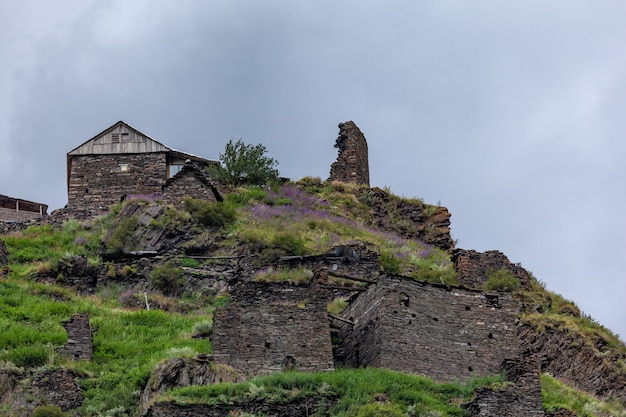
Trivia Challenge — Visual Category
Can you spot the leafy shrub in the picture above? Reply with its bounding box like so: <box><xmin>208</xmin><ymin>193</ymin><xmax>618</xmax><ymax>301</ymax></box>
<box><xmin>105</xmin><ymin>215</ymin><xmax>139</xmax><ymax>256</ymax></box>
<box><xmin>482</xmin><ymin>268</ymin><xmax>520</xmax><ymax>292</ymax></box>
<box><xmin>380</xmin><ymin>252</ymin><xmax>401</xmax><ymax>274</ymax></box>
<box><xmin>193</xmin><ymin>320</ymin><xmax>213</xmax><ymax>337</ymax></box>
<box><xmin>184</xmin><ymin>198</ymin><xmax>237</xmax><ymax>227</ymax></box>
<box><xmin>178</xmin><ymin>256</ymin><xmax>201</xmax><ymax>268</ymax></box>
<box><xmin>150</xmin><ymin>261</ymin><xmax>185</xmax><ymax>295</ymax></box>
<box><xmin>1</xmin><ymin>343</ymin><xmax>50</xmax><ymax>368</ymax></box>
<box><xmin>32</xmin><ymin>405</ymin><xmax>66</xmax><ymax>417</ymax></box>
<box><xmin>413</xmin><ymin>264</ymin><xmax>458</xmax><ymax>286</ymax></box>
<box><xmin>212</xmin><ymin>138</ymin><xmax>279</xmax><ymax>186</ymax></box>
<box><xmin>254</xmin><ymin>267</ymin><xmax>314</xmax><ymax>284</ymax></box>
<box><xmin>355</xmin><ymin>402</ymin><xmax>405</xmax><ymax>417</ymax></box>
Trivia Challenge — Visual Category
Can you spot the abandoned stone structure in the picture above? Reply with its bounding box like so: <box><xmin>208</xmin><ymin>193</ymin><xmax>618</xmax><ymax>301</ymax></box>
<box><xmin>462</xmin><ymin>357</ymin><xmax>544</xmax><ymax>417</ymax></box>
<box><xmin>452</xmin><ymin>248</ymin><xmax>533</xmax><ymax>289</ymax></box>
<box><xmin>0</xmin><ymin>194</ymin><xmax>47</xmax><ymax>222</ymax></box>
<box><xmin>213</xmin><ymin>282</ymin><xmax>334</xmax><ymax>377</ymax></box>
<box><xmin>328</xmin><ymin>121</ymin><xmax>370</xmax><ymax>186</ymax></box>
<box><xmin>59</xmin><ymin>313</ymin><xmax>93</xmax><ymax>361</ymax></box>
<box><xmin>338</xmin><ymin>275</ymin><xmax>519</xmax><ymax>382</ymax></box>
<box><xmin>67</xmin><ymin>121</ymin><xmax>219</xmax><ymax>211</ymax></box>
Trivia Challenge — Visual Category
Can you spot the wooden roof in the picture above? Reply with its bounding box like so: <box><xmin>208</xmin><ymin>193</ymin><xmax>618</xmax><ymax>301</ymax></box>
<box><xmin>67</xmin><ymin>121</ymin><xmax>215</xmax><ymax>164</ymax></box>
<box><xmin>0</xmin><ymin>194</ymin><xmax>48</xmax><ymax>214</ymax></box>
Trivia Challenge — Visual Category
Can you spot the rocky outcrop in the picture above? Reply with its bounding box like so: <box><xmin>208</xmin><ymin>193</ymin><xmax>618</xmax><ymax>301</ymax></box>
<box><xmin>101</xmin><ymin>201</ymin><xmax>190</xmax><ymax>259</ymax></box>
<box><xmin>451</xmin><ymin>249</ymin><xmax>533</xmax><ymax>289</ymax></box>
<box><xmin>140</xmin><ymin>355</ymin><xmax>241</xmax><ymax>415</ymax></box>
<box><xmin>359</xmin><ymin>187</ymin><xmax>454</xmax><ymax>251</ymax></box>
<box><xmin>0</xmin><ymin>368</ymin><xmax>83</xmax><ymax>415</ymax></box>
<box><xmin>329</xmin><ymin>121</ymin><xmax>370</xmax><ymax>187</ymax></box>
<box><xmin>518</xmin><ymin>323</ymin><xmax>626</xmax><ymax>401</ymax></box>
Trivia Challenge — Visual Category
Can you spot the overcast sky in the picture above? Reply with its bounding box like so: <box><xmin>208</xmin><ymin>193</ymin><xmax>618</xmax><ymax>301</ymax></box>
<box><xmin>2</xmin><ymin>1</ymin><xmax>625</xmax><ymax>341</ymax></box>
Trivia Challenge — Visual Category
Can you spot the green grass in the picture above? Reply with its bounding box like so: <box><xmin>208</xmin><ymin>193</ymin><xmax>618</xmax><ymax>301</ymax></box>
<box><xmin>161</xmin><ymin>367</ymin><xmax>504</xmax><ymax>416</ymax></box>
<box><xmin>541</xmin><ymin>373</ymin><xmax>626</xmax><ymax>417</ymax></box>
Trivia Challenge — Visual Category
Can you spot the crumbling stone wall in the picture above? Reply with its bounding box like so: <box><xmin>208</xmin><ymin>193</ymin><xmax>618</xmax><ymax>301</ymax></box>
<box><xmin>0</xmin><ymin>239</ymin><xmax>7</xmax><ymax>266</ymax></box>
<box><xmin>339</xmin><ymin>275</ymin><xmax>519</xmax><ymax>382</ymax></box>
<box><xmin>213</xmin><ymin>283</ymin><xmax>334</xmax><ymax>377</ymax></box>
<box><xmin>329</xmin><ymin>121</ymin><xmax>370</xmax><ymax>186</ymax></box>
<box><xmin>146</xmin><ymin>396</ymin><xmax>336</xmax><ymax>417</ymax></box>
<box><xmin>68</xmin><ymin>153</ymin><xmax>168</xmax><ymax>210</ymax></box>
<box><xmin>462</xmin><ymin>357</ymin><xmax>544</xmax><ymax>417</ymax></box>
<box><xmin>59</xmin><ymin>313</ymin><xmax>93</xmax><ymax>361</ymax></box>
<box><xmin>0</xmin><ymin>207</ymin><xmax>45</xmax><ymax>222</ymax></box>
<box><xmin>452</xmin><ymin>249</ymin><xmax>533</xmax><ymax>289</ymax></box>
<box><xmin>519</xmin><ymin>323</ymin><xmax>626</xmax><ymax>401</ymax></box>
<box><xmin>162</xmin><ymin>162</ymin><xmax>222</xmax><ymax>207</ymax></box>
<box><xmin>0</xmin><ymin>368</ymin><xmax>83</xmax><ymax>415</ymax></box>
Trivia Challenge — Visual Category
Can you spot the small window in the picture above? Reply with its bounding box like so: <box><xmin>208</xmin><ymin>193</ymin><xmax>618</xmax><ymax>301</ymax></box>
<box><xmin>111</xmin><ymin>133</ymin><xmax>120</xmax><ymax>143</ymax></box>
<box><xmin>119</xmin><ymin>164</ymin><xmax>129</xmax><ymax>172</ymax></box>
<box><xmin>121</xmin><ymin>132</ymin><xmax>131</xmax><ymax>143</ymax></box>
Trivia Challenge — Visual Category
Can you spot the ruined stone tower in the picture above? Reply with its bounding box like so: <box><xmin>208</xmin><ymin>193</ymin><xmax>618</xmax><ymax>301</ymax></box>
<box><xmin>328</xmin><ymin>121</ymin><xmax>370</xmax><ymax>186</ymax></box>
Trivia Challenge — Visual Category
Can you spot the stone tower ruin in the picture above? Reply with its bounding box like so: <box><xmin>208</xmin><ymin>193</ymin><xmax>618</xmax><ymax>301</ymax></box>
<box><xmin>328</xmin><ymin>121</ymin><xmax>370</xmax><ymax>186</ymax></box>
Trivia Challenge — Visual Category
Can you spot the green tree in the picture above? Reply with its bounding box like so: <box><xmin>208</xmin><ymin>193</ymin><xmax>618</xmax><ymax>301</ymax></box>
<box><xmin>214</xmin><ymin>139</ymin><xmax>279</xmax><ymax>186</ymax></box>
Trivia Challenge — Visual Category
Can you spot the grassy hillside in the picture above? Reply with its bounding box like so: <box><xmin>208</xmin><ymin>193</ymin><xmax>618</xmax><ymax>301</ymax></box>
<box><xmin>1</xmin><ymin>180</ymin><xmax>625</xmax><ymax>416</ymax></box>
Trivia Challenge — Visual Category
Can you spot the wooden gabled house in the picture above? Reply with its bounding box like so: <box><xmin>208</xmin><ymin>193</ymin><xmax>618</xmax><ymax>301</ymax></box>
<box><xmin>67</xmin><ymin>121</ymin><xmax>220</xmax><ymax>210</ymax></box>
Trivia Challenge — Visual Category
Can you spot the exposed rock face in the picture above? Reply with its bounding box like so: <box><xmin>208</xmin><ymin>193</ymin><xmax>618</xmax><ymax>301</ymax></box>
<box><xmin>361</xmin><ymin>187</ymin><xmax>454</xmax><ymax>251</ymax></box>
<box><xmin>329</xmin><ymin>121</ymin><xmax>370</xmax><ymax>186</ymax></box>
<box><xmin>462</xmin><ymin>357</ymin><xmax>544</xmax><ymax>417</ymax></box>
<box><xmin>59</xmin><ymin>313</ymin><xmax>93</xmax><ymax>361</ymax></box>
<box><xmin>101</xmin><ymin>201</ymin><xmax>190</xmax><ymax>259</ymax></box>
<box><xmin>451</xmin><ymin>248</ymin><xmax>533</xmax><ymax>289</ymax></box>
<box><xmin>519</xmin><ymin>323</ymin><xmax>626</xmax><ymax>401</ymax></box>
<box><xmin>140</xmin><ymin>355</ymin><xmax>241</xmax><ymax>415</ymax></box>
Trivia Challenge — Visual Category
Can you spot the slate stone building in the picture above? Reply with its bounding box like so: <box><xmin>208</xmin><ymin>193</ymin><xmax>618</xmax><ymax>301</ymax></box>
<box><xmin>339</xmin><ymin>275</ymin><xmax>519</xmax><ymax>382</ymax></box>
<box><xmin>66</xmin><ymin>121</ymin><xmax>220</xmax><ymax>210</ymax></box>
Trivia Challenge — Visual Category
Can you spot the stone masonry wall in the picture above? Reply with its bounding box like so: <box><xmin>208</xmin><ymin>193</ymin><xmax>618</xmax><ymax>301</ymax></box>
<box><xmin>462</xmin><ymin>357</ymin><xmax>544</xmax><ymax>417</ymax></box>
<box><xmin>328</xmin><ymin>121</ymin><xmax>370</xmax><ymax>186</ymax></box>
<box><xmin>452</xmin><ymin>249</ymin><xmax>533</xmax><ymax>290</ymax></box>
<box><xmin>162</xmin><ymin>162</ymin><xmax>221</xmax><ymax>208</ymax></box>
<box><xmin>0</xmin><ymin>207</ymin><xmax>45</xmax><ymax>222</ymax></box>
<box><xmin>340</xmin><ymin>275</ymin><xmax>519</xmax><ymax>382</ymax></box>
<box><xmin>213</xmin><ymin>292</ymin><xmax>334</xmax><ymax>377</ymax></box>
<box><xmin>59</xmin><ymin>313</ymin><xmax>93</xmax><ymax>361</ymax></box>
<box><xmin>68</xmin><ymin>153</ymin><xmax>167</xmax><ymax>210</ymax></box>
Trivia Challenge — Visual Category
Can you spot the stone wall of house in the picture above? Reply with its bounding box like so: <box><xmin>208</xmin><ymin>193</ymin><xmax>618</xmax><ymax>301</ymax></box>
<box><xmin>213</xmin><ymin>283</ymin><xmax>334</xmax><ymax>377</ymax></box>
<box><xmin>462</xmin><ymin>357</ymin><xmax>544</xmax><ymax>417</ymax></box>
<box><xmin>68</xmin><ymin>153</ymin><xmax>167</xmax><ymax>210</ymax></box>
<box><xmin>452</xmin><ymin>249</ymin><xmax>533</xmax><ymax>290</ymax></box>
<box><xmin>0</xmin><ymin>207</ymin><xmax>45</xmax><ymax>222</ymax></box>
<box><xmin>328</xmin><ymin>121</ymin><xmax>370</xmax><ymax>186</ymax></box>
<box><xmin>339</xmin><ymin>275</ymin><xmax>519</xmax><ymax>382</ymax></box>
<box><xmin>59</xmin><ymin>313</ymin><xmax>93</xmax><ymax>361</ymax></box>
<box><xmin>162</xmin><ymin>162</ymin><xmax>221</xmax><ymax>207</ymax></box>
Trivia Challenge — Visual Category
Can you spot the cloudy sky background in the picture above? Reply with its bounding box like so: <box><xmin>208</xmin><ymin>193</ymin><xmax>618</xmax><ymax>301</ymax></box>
<box><xmin>2</xmin><ymin>1</ymin><xmax>625</xmax><ymax>340</ymax></box>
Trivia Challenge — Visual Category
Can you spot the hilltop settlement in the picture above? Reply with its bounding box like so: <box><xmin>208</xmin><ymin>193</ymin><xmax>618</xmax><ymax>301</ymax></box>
<box><xmin>1</xmin><ymin>121</ymin><xmax>625</xmax><ymax>417</ymax></box>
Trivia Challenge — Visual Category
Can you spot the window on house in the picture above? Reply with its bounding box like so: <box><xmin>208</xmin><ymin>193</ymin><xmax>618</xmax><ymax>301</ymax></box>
<box><xmin>121</xmin><ymin>132</ymin><xmax>131</xmax><ymax>143</ymax></box>
<box><xmin>119</xmin><ymin>164</ymin><xmax>129</xmax><ymax>172</ymax></box>
<box><xmin>111</xmin><ymin>133</ymin><xmax>120</xmax><ymax>143</ymax></box>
